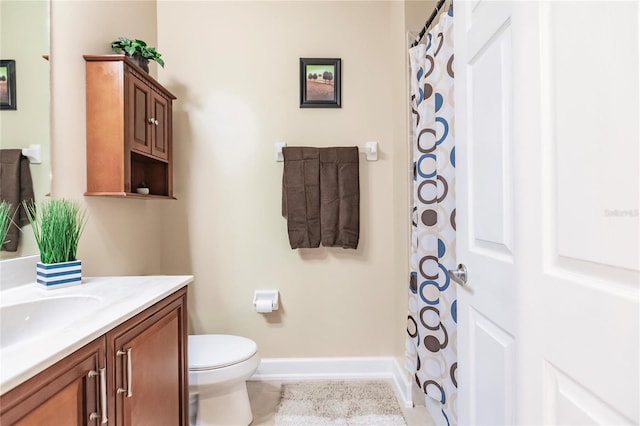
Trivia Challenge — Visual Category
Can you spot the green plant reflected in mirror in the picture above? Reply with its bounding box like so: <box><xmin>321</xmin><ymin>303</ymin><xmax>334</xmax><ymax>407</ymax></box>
<box><xmin>0</xmin><ymin>201</ymin><xmax>13</xmax><ymax>248</ymax></box>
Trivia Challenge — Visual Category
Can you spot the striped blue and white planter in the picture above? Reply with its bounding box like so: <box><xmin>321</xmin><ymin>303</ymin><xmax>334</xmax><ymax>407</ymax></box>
<box><xmin>37</xmin><ymin>260</ymin><xmax>82</xmax><ymax>289</ymax></box>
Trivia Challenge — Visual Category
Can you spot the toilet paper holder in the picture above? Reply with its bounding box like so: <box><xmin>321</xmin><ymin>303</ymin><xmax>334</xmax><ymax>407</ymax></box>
<box><xmin>253</xmin><ymin>290</ymin><xmax>279</xmax><ymax>312</ymax></box>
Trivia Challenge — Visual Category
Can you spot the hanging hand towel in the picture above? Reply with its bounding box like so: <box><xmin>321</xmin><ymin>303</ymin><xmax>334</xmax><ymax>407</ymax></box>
<box><xmin>0</xmin><ymin>149</ymin><xmax>35</xmax><ymax>252</ymax></box>
<box><xmin>320</xmin><ymin>147</ymin><xmax>360</xmax><ymax>249</ymax></box>
<box><xmin>282</xmin><ymin>147</ymin><xmax>321</xmax><ymax>248</ymax></box>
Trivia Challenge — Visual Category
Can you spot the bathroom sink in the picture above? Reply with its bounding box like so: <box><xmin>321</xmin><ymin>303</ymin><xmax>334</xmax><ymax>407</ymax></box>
<box><xmin>0</xmin><ymin>295</ymin><xmax>102</xmax><ymax>349</ymax></box>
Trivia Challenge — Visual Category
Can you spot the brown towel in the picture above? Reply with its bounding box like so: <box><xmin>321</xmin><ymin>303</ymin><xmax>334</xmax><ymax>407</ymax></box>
<box><xmin>282</xmin><ymin>146</ymin><xmax>360</xmax><ymax>250</ymax></box>
<box><xmin>282</xmin><ymin>147</ymin><xmax>321</xmax><ymax>248</ymax></box>
<box><xmin>320</xmin><ymin>147</ymin><xmax>359</xmax><ymax>249</ymax></box>
<box><xmin>0</xmin><ymin>149</ymin><xmax>35</xmax><ymax>251</ymax></box>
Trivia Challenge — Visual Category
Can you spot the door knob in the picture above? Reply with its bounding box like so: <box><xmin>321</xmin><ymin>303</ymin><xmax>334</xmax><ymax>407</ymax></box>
<box><xmin>447</xmin><ymin>263</ymin><xmax>468</xmax><ymax>286</ymax></box>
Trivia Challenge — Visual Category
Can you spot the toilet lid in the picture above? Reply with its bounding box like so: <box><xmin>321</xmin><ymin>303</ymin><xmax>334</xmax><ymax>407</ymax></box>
<box><xmin>188</xmin><ymin>334</ymin><xmax>258</xmax><ymax>371</ymax></box>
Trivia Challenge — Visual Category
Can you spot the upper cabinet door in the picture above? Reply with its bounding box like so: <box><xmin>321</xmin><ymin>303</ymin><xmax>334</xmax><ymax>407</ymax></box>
<box><xmin>151</xmin><ymin>93</ymin><xmax>169</xmax><ymax>161</ymax></box>
<box><xmin>127</xmin><ymin>73</ymin><xmax>169</xmax><ymax>162</ymax></box>
<box><xmin>128</xmin><ymin>74</ymin><xmax>152</xmax><ymax>155</ymax></box>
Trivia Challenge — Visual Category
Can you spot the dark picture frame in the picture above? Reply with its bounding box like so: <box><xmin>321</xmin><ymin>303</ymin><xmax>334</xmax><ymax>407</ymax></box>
<box><xmin>0</xmin><ymin>60</ymin><xmax>16</xmax><ymax>110</ymax></box>
<box><xmin>300</xmin><ymin>58</ymin><xmax>341</xmax><ymax>108</ymax></box>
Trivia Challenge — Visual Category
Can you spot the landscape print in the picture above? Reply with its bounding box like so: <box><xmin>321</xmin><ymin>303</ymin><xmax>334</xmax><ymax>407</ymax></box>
<box><xmin>0</xmin><ymin>60</ymin><xmax>16</xmax><ymax>109</ymax></box>
<box><xmin>305</xmin><ymin>64</ymin><xmax>335</xmax><ymax>101</ymax></box>
<box><xmin>300</xmin><ymin>58</ymin><xmax>341</xmax><ymax>108</ymax></box>
<box><xmin>0</xmin><ymin>65</ymin><xmax>9</xmax><ymax>105</ymax></box>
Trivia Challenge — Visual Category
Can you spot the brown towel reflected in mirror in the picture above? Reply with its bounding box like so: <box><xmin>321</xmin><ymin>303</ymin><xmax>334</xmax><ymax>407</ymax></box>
<box><xmin>0</xmin><ymin>149</ymin><xmax>35</xmax><ymax>251</ymax></box>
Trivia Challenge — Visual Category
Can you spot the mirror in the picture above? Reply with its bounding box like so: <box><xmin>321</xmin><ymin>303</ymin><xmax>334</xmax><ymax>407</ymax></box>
<box><xmin>0</xmin><ymin>0</ymin><xmax>50</xmax><ymax>259</ymax></box>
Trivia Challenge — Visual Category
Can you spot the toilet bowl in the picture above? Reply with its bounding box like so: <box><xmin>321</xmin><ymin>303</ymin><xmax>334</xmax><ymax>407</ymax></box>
<box><xmin>188</xmin><ymin>334</ymin><xmax>260</xmax><ymax>426</ymax></box>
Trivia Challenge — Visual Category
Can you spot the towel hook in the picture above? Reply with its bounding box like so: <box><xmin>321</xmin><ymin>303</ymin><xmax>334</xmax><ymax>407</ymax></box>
<box><xmin>364</xmin><ymin>142</ymin><xmax>378</xmax><ymax>161</ymax></box>
<box><xmin>21</xmin><ymin>144</ymin><xmax>42</xmax><ymax>164</ymax></box>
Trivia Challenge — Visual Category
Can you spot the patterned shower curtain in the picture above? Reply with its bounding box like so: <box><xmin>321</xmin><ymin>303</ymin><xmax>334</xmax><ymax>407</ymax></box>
<box><xmin>405</xmin><ymin>4</ymin><xmax>456</xmax><ymax>426</ymax></box>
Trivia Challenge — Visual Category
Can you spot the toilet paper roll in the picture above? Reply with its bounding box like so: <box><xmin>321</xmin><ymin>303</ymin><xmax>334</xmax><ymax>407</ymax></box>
<box><xmin>255</xmin><ymin>300</ymin><xmax>273</xmax><ymax>313</ymax></box>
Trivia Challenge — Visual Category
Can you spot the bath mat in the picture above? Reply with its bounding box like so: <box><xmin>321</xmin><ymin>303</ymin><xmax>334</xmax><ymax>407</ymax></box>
<box><xmin>274</xmin><ymin>380</ymin><xmax>407</xmax><ymax>426</ymax></box>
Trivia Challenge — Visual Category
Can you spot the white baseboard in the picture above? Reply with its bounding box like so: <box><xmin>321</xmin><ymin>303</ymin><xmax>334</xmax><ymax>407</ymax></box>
<box><xmin>250</xmin><ymin>357</ymin><xmax>413</xmax><ymax>408</ymax></box>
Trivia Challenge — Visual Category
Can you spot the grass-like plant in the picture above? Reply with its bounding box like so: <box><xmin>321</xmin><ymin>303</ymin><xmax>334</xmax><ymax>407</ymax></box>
<box><xmin>23</xmin><ymin>199</ymin><xmax>87</xmax><ymax>264</ymax></box>
<box><xmin>0</xmin><ymin>201</ymin><xmax>13</xmax><ymax>247</ymax></box>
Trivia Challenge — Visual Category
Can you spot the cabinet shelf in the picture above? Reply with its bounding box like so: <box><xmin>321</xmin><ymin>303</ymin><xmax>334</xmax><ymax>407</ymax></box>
<box><xmin>84</xmin><ymin>55</ymin><xmax>176</xmax><ymax>199</ymax></box>
<box><xmin>83</xmin><ymin>192</ymin><xmax>177</xmax><ymax>200</ymax></box>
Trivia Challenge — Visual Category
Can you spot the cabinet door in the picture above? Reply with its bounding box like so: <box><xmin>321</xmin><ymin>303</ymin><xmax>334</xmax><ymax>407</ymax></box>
<box><xmin>0</xmin><ymin>338</ymin><xmax>106</xmax><ymax>426</ymax></box>
<box><xmin>127</xmin><ymin>74</ymin><xmax>152</xmax><ymax>156</ymax></box>
<box><xmin>108</xmin><ymin>290</ymin><xmax>188</xmax><ymax>426</ymax></box>
<box><xmin>150</xmin><ymin>93</ymin><xmax>169</xmax><ymax>161</ymax></box>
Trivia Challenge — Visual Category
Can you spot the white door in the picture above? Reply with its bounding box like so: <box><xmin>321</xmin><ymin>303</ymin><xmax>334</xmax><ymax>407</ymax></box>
<box><xmin>454</xmin><ymin>1</ymin><xmax>639</xmax><ymax>425</ymax></box>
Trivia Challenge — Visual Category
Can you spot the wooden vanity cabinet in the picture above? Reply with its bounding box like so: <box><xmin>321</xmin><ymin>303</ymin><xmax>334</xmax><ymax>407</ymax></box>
<box><xmin>0</xmin><ymin>338</ymin><xmax>105</xmax><ymax>426</ymax></box>
<box><xmin>84</xmin><ymin>54</ymin><xmax>176</xmax><ymax>199</ymax></box>
<box><xmin>0</xmin><ymin>288</ymin><xmax>188</xmax><ymax>426</ymax></box>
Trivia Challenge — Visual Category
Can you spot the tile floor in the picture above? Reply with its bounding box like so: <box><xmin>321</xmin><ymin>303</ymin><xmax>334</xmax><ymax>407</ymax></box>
<box><xmin>247</xmin><ymin>380</ymin><xmax>435</xmax><ymax>426</ymax></box>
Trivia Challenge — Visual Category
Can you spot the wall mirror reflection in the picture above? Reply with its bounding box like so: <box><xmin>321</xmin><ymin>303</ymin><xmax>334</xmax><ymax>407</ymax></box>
<box><xmin>0</xmin><ymin>0</ymin><xmax>51</xmax><ymax>259</ymax></box>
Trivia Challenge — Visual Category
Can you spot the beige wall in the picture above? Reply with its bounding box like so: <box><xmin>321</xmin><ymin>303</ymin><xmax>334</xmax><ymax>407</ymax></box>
<box><xmin>405</xmin><ymin>0</ymin><xmax>439</xmax><ymax>35</ymax></box>
<box><xmin>47</xmin><ymin>0</ymin><xmax>418</xmax><ymax>359</ymax></box>
<box><xmin>391</xmin><ymin>0</ymin><xmax>413</xmax><ymax>364</ymax></box>
<box><xmin>157</xmin><ymin>1</ymin><xmax>410</xmax><ymax>357</ymax></box>
<box><xmin>50</xmin><ymin>1</ymin><xmax>166</xmax><ymax>275</ymax></box>
<box><xmin>0</xmin><ymin>0</ymin><xmax>50</xmax><ymax>258</ymax></box>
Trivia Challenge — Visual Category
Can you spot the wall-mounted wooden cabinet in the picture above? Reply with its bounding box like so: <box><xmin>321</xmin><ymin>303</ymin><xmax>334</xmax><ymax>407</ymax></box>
<box><xmin>84</xmin><ymin>55</ymin><xmax>177</xmax><ymax>199</ymax></box>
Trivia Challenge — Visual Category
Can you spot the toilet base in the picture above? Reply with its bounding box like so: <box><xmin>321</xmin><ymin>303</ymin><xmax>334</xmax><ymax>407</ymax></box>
<box><xmin>192</xmin><ymin>381</ymin><xmax>253</xmax><ymax>426</ymax></box>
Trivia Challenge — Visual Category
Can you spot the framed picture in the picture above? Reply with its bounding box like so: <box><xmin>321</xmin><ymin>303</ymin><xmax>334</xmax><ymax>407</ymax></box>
<box><xmin>0</xmin><ymin>60</ymin><xmax>16</xmax><ymax>110</ymax></box>
<box><xmin>300</xmin><ymin>58</ymin><xmax>341</xmax><ymax>108</ymax></box>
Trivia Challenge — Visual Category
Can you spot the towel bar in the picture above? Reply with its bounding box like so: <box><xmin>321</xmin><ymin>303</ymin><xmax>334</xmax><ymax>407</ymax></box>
<box><xmin>275</xmin><ymin>142</ymin><xmax>378</xmax><ymax>162</ymax></box>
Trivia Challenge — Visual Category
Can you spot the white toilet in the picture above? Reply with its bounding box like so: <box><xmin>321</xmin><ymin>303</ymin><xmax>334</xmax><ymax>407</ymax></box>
<box><xmin>188</xmin><ymin>334</ymin><xmax>260</xmax><ymax>426</ymax></box>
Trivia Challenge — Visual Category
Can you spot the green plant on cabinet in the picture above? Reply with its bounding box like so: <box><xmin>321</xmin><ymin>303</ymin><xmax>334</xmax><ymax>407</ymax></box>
<box><xmin>110</xmin><ymin>37</ymin><xmax>165</xmax><ymax>67</ymax></box>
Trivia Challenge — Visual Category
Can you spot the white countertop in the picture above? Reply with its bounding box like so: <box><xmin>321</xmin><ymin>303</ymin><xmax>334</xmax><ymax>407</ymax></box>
<box><xmin>0</xmin><ymin>275</ymin><xmax>193</xmax><ymax>394</ymax></box>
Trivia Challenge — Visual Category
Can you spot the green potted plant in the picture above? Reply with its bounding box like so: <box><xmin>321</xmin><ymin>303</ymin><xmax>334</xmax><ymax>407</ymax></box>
<box><xmin>110</xmin><ymin>37</ymin><xmax>165</xmax><ymax>72</ymax></box>
<box><xmin>23</xmin><ymin>199</ymin><xmax>87</xmax><ymax>289</ymax></box>
<box><xmin>0</xmin><ymin>201</ymin><xmax>13</xmax><ymax>249</ymax></box>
